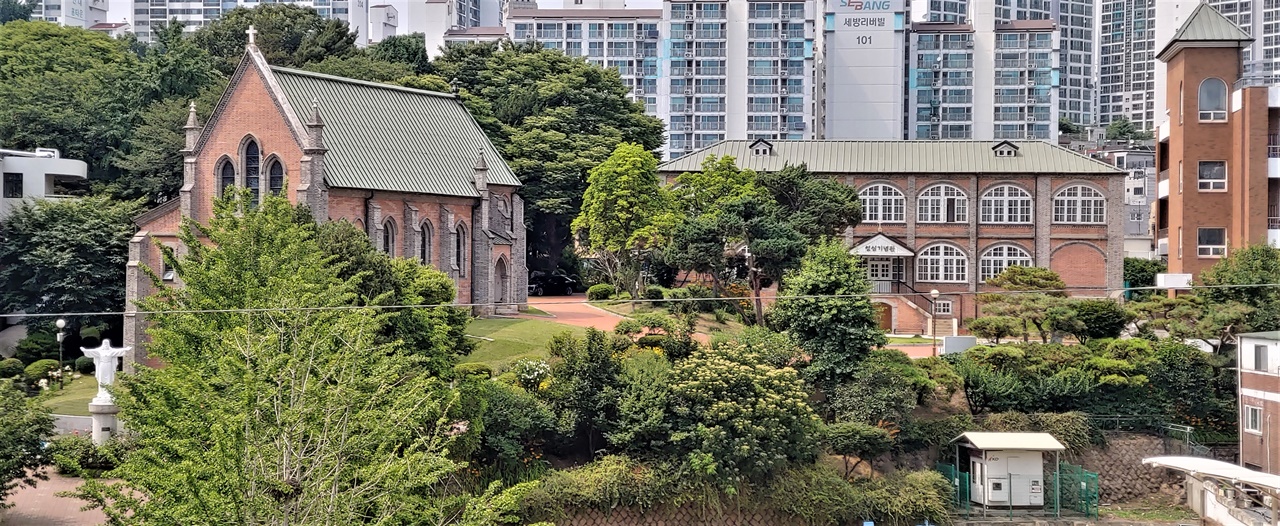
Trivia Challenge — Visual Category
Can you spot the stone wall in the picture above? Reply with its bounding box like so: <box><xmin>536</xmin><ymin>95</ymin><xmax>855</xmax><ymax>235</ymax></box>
<box><xmin>546</xmin><ymin>505</ymin><xmax>793</xmax><ymax>526</ymax></box>
<box><xmin>1072</xmin><ymin>432</ymin><xmax>1183</xmax><ymax>503</ymax></box>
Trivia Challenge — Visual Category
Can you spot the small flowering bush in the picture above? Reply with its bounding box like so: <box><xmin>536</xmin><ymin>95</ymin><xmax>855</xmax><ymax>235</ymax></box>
<box><xmin>511</xmin><ymin>359</ymin><xmax>551</xmax><ymax>390</ymax></box>
<box><xmin>668</xmin><ymin>344</ymin><xmax>821</xmax><ymax>486</ymax></box>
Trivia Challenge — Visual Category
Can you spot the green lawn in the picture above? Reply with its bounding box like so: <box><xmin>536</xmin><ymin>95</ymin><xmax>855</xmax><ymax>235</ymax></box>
<box><xmin>42</xmin><ymin>375</ymin><xmax>97</xmax><ymax>417</ymax></box>
<box><xmin>519</xmin><ymin>305</ymin><xmax>552</xmax><ymax>317</ymax></box>
<box><xmin>464</xmin><ymin>318</ymin><xmax>585</xmax><ymax>369</ymax></box>
<box><xmin>887</xmin><ymin>336</ymin><xmax>935</xmax><ymax>345</ymax></box>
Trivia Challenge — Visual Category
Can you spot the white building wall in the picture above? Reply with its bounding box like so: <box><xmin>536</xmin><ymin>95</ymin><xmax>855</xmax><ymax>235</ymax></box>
<box><xmin>0</xmin><ymin>150</ymin><xmax>89</xmax><ymax>223</ymax></box>
<box><xmin>31</xmin><ymin>0</ymin><xmax>107</xmax><ymax>28</ymax></box>
<box><xmin>368</xmin><ymin>5</ymin><xmax>398</xmax><ymax>44</ymax></box>
<box><xmin>130</xmin><ymin>0</ymin><xmax>368</xmax><ymax>42</ymax></box>
<box><xmin>822</xmin><ymin>0</ymin><xmax>908</xmax><ymax>139</ymax></box>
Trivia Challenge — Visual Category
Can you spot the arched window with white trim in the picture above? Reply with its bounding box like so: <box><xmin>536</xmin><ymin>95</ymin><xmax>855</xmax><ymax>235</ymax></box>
<box><xmin>979</xmin><ymin>184</ymin><xmax>1032</xmax><ymax>224</ymax></box>
<box><xmin>1052</xmin><ymin>184</ymin><xmax>1106</xmax><ymax>224</ymax></box>
<box><xmin>244</xmin><ymin>140</ymin><xmax>260</xmax><ymax>208</ymax></box>
<box><xmin>916</xmin><ymin>243</ymin><xmax>968</xmax><ymax>283</ymax></box>
<box><xmin>1198</xmin><ymin>77</ymin><xmax>1227</xmax><ymax>121</ymax></box>
<box><xmin>917</xmin><ymin>184</ymin><xmax>968</xmax><ymax>223</ymax></box>
<box><xmin>859</xmin><ymin>184</ymin><xmax>905</xmax><ymax>223</ymax></box>
<box><xmin>979</xmin><ymin>244</ymin><xmax>1034</xmax><ymax>282</ymax></box>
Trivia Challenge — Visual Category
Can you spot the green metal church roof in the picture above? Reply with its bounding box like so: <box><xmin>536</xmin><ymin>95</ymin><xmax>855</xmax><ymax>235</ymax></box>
<box><xmin>270</xmin><ymin>66</ymin><xmax>520</xmax><ymax>197</ymax></box>
<box><xmin>1157</xmin><ymin>3</ymin><xmax>1253</xmax><ymax>61</ymax></box>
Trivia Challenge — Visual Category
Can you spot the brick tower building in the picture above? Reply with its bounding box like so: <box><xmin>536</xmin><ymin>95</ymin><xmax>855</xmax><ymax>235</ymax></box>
<box><xmin>122</xmin><ymin>33</ymin><xmax>527</xmax><ymax>370</ymax></box>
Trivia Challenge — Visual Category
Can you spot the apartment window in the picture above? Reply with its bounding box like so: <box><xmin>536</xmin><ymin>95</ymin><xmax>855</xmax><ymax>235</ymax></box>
<box><xmin>1129</xmin><ymin>211</ymin><xmax>1142</xmax><ymax>221</ymax></box>
<box><xmin>1244</xmin><ymin>405</ymin><xmax>1262</xmax><ymax>434</ymax></box>
<box><xmin>979</xmin><ymin>244</ymin><xmax>1034</xmax><ymax>282</ymax></box>
<box><xmin>917</xmin><ymin>184</ymin><xmax>968</xmax><ymax>223</ymax></box>
<box><xmin>1198</xmin><ymin>77</ymin><xmax>1228</xmax><ymax>121</ymax></box>
<box><xmin>1255</xmin><ymin>344</ymin><xmax>1269</xmax><ymax>372</ymax></box>
<box><xmin>1197</xmin><ymin>227</ymin><xmax>1226</xmax><ymax>257</ymax></box>
<box><xmin>2</xmin><ymin>173</ymin><xmax>20</xmax><ymax>198</ymax></box>
<box><xmin>859</xmin><ymin>184</ymin><xmax>905</xmax><ymax>223</ymax></box>
<box><xmin>935</xmin><ymin>300</ymin><xmax>953</xmax><ymax>315</ymax></box>
<box><xmin>1052</xmin><ymin>185</ymin><xmax>1106</xmax><ymax>223</ymax></box>
<box><xmin>979</xmin><ymin>184</ymin><xmax>1032</xmax><ymax>223</ymax></box>
<box><xmin>1198</xmin><ymin>161</ymin><xmax>1227</xmax><ymax>191</ymax></box>
<box><xmin>917</xmin><ymin>243</ymin><xmax>968</xmax><ymax>283</ymax></box>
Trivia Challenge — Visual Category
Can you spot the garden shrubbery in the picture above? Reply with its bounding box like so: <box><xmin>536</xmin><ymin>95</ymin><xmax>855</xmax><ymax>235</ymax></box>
<box><xmin>586</xmin><ymin>283</ymin><xmax>615</xmax><ymax>301</ymax></box>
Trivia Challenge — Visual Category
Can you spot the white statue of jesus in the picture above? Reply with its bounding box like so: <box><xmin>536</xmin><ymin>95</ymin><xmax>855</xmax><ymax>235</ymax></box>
<box><xmin>82</xmin><ymin>339</ymin><xmax>130</xmax><ymax>405</ymax></box>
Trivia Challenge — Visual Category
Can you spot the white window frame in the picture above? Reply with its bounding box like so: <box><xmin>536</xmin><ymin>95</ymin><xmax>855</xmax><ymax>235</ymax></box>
<box><xmin>859</xmin><ymin>184</ymin><xmax>905</xmax><ymax>223</ymax></box>
<box><xmin>979</xmin><ymin>184</ymin><xmax>1032</xmax><ymax>224</ymax></box>
<box><xmin>1197</xmin><ymin>160</ymin><xmax>1227</xmax><ymax>191</ymax></box>
<box><xmin>916</xmin><ymin>243</ymin><xmax>968</xmax><ymax>283</ymax></box>
<box><xmin>1197</xmin><ymin>227</ymin><xmax>1227</xmax><ymax>257</ymax></box>
<box><xmin>1198</xmin><ymin>77</ymin><xmax>1228</xmax><ymax>122</ymax></box>
<box><xmin>935</xmin><ymin>299</ymin><xmax>953</xmax><ymax>315</ymax></box>
<box><xmin>979</xmin><ymin>244</ymin><xmax>1034</xmax><ymax>282</ymax></box>
<box><xmin>1052</xmin><ymin>184</ymin><xmax>1106</xmax><ymax>224</ymax></box>
<box><xmin>1245</xmin><ymin>405</ymin><xmax>1263</xmax><ymax>434</ymax></box>
<box><xmin>917</xmin><ymin>184</ymin><xmax>969</xmax><ymax>223</ymax></box>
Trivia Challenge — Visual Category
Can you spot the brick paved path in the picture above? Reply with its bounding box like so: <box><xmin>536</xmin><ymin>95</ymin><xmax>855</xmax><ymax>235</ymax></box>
<box><xmin>1</xmin><ymin>470</ymin><xmax>104</xmax><ymax>526</ymax></box>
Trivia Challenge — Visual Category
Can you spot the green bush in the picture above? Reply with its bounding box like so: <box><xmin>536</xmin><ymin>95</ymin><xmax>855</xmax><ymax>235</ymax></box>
<box><xmin>24</xmin><ymin>359</ymin><xmax>59</xmax><ymax>384</ymax></box>
<box><xmin>636</xmin><ymin>334</ymin><xmax>668</xmax><ymax>348</ymax></box>
<box><xmin>826</xmin><ymin>422</ymin><xmax>893</xmax><ymax>476</ymax></box>
<box><xmin>685</xmin><ymin>284</ymin><xmax>717</xmax><ymax>313</ymax></box>
<box><xmin>0</xmin><ymin>358</ymin><xmax>23</xmax><ymax>379</ymax></box>
<box><xmin>642</xmin><ymin>286</ymin><xmax>665</xmax><ymax>301</ymax></box>
<box><xmin>611</xmin><ymin>291</ymin><xmax>632</xmax><ymax>301</ymax></box>
<box><xmin>981</xmin><ymin>410</ymin><xmax>1093</xmax><ymax>452</ymax></box>
<box><xmin>967</xmin><ymin>316</ymin><xmax>1025</xmax><ymax>343</ymax></box>
<box><xmin>453</xmin><ymin>362</ymin><xmax>493</xmax><ymax>379</ymax></box>
<box><xmin>478</xmin><ymin>382</ymin><xmax>555</xmax><ymax>472</ymax></box>
<box><xmin>521</xmin><ymin>456</ymin><xmax>674</xmax><ymax>520</ymax></box>
<box><xmin>664</xmin><ymin>287</ymin><xmax>694</xmax><ymax>314</ymax></box>
<box><xmin>74</xmin><ymin>356</ymin><xmax>94</xmax><ymax>375</ymax></box>
<box><xmin>46</xmin><ymin>434</ymin><xmax>130</xmax><ymax>478</ymax></box>
<box><xmin>895</xmin><ymin>413</ymin><xmax>975</xmax><ymax>453</ymax></box>
<box><xmin>586</xmin><ymin>283</ymin><xmax>616</xmax><ymax>301</ymax></box>
<box><xmin>709</xmin><ymin>326</ymin><xmax>802</xmax><ymax>368</ymax></box>
<box><xmin>1070</xmin><ymin>299</ymin><xmax>1132</xmax><ymax>342</ymax></box>
<box><xmin>14</xmin><ymin>331</ymin><xmax>58</xmax><ymax>364</ymax></box>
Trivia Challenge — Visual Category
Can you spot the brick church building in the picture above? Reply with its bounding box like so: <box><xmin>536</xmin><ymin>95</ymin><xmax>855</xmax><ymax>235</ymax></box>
<box><xmin>122</xmin><ymin>33</ymin><xmax>527</xmax><ymax>369</ymax></box>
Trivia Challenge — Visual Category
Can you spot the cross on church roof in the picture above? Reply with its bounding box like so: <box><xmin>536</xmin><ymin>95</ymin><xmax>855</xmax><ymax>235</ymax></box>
<box><xmin>246</xmin><ymin>25</ymin><xmax>257</xmax><ymax>45</ymax></box>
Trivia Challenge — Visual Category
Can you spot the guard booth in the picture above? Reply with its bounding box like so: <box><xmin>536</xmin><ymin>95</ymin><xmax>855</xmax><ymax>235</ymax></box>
<box><xmin>951</xmin><ymin>432</ymin><xmax>1065</xmax><ymax>508</ymax></box>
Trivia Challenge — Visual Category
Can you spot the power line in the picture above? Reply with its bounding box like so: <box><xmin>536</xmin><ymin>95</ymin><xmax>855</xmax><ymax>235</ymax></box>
<box><xmin>3</xmin><ymin>281</ymin><xmax>1279</xmax><ymax>320</ymax></box>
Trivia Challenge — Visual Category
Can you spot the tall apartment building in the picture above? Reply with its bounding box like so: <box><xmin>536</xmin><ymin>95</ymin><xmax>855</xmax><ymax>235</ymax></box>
<box><xmin>915</xmin><ymin>0</ymin><xmax>1095</xmax><ymax>126</ymax></box>
<box><xmin>1097</xmin><ymin>0</ymin><xmax>1157</xmax><ymax>130</ymax></box>
<box><xmin>417</xmin><ymin>0</ymin><xmax>504</xmax><ymax>58</ymax></box>
<box><xmin>131</xmin><ymin>0</ymin><xmax>368</xmax><ymax>45</ymax></box>
<box><xmin>817</xmin><ymin>0</ymin><xmax>910</xmax><ymax>139</ymax></box>
<box><xmin>907</xmin><ymin>18</ymin><xmax>1060</xmax><ymax>140</ymax></box>
<box><xmin>29</xmin><ymin>0</ymin><xmax>107</xmax><ymax>28</ymax></box>
<box><xmin>1152</xmin><ymin>3</ymin><xmax>1269</xmax><ymax>279</ymax></box>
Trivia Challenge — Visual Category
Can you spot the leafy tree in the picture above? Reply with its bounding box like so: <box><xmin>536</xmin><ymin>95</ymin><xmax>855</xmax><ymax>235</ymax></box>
<box><xmin>0</xmin><ymin>382</ymin><xmax>53</xmax><ymax>509</ymax></box>
<box><xmin>967</xmin><ymin>316</ymin><xmax>1025</xmax><ymax>344</ymax></box>
<box><xmin>757</xmin><ymin>163</ymin><xmax>862</xmax><ymax>240</ymax></box>
<box><xmin>1200</xmin><ymin>244</ymin><xmax>1280</xmax><ymax>332</ymax></box>
<box><xmin>431</xmin><ymin>41</ymin><xmax>665</xmax><ymax>271</ymax></box>
<box><xmin>0</xmin><ymin>21</ymin><xmax>144</xmax><ymax>180</ymax></box>
<box><xmin>391</xmin><ymin>73</ymin><xmax>453</xmax><ymax>92</ymax></box>
<box><xmin>0</xmin><ymin>0</ymin><xmax>32</xmax><ymax>24</ymax></box>
<box><xmin>985</xmin><ymin>266</ymin><xmax>1066</xmax><ymax>293</ymax></box>
<box><xmin>772</xmin><ymin>240</ymin><xmax>885</xmax><ymax>390</ymax></box>
<box><xmin>1058</xmin><ymin>117</ymin><xmax>1083</xmax><ymax>135</ymax></box>
<box><xmin>477</xmin><ymin>381</ymin><xmax>555</xmax><ymax>472</ymax></box>
<box><xmin>301</xmin><ymin>53</ymin><xmax>413</xmax><ymax>82</ymax></box>
<box><xmin>543</xmin><ymin>329</ymin><xmax>628</xmax><ymax>454</ymax></box>
<box><xmin>670</xmin><ymin>155</ymin><xmax>759</xmax><ymax>215</ymax></box>
<box><xmin>571</xmin><ymin>143</ymin><xmax>678</xmax><ymax>294</ymax></box>
<box><xmin>828</xmin><ymin>349</ymin><xmax>934</xmax><ymax>425</ymax></box>
<box><xmin>827</xmin><ymin>422</ymin><xmax>893</xmax><ymax>478</ymax></box>
<box><xmin>1123</xmin><ymin>257</ymin><xmax>1165</xmax><ymax>294</ymax></box>
<box><xmin>668</xmin><ymin>343</ymin><xmax>820</xmax><ymax>486</ymax></box>
<box><xmin>110</xmin><ymin>84</ymin><xmax>223</xmax><ymax>204</ymax></box>
<box><xmin>139</xmin><ymin>21</ymin><xmax>221</xmax><ymax>102</ymax></box>
<box><xmin>1128</xmin><ymin>294</ymin><xmax>1252</xmax><ymax>353</ymax></box>
<box><xmin>370</xmin><ymin>33</ymin><xmax>433</xmax><ymax>74</ymax></box>
<box><xmin>193</xmin><ymin>4</ymin><xmax>355</xmax><ymax>74</ymax></box>
<box><xmin>0</xmin><ymin>197</ymin><xmax>143</xmax><ymax>342</ymax></box>
<box><xmin>1105</xmin><ymin>117</ymin><xmax>1153</xmax><ymax>140</ymax></box>
<box><xmin>709</xmin><ymin>325</ymin><xmax>802</xmax><ymax>368</ymax></box>
<box><xmin>981</xmin><ymin>266</ymin><xmax>1070</xmax><ymax>342</ymax></box>
<box><xmin>605</xmin><ymin>351</ymin><xmax>674</xmax><ymax>456</ymax></box>
<box><xmin>69</xmin><ymin>193</ymin><xmax>498</xmax><ymax>522</ymax></box>
<box><xmin>1069</xmin><ymin>298</ymin><xmax>1132</xmax><ymax>342</ymax></box>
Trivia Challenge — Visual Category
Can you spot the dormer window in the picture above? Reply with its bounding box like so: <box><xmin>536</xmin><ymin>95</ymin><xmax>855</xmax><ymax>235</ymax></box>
<box><xmin>991</xmin><ymin>140</ymin><xmax>1020</xmax><ymax>158</ymax></box>
<box><xmin>749</xmin><ymin>138</ymin><xmax>773</xmax><ymax>157</ymax></box>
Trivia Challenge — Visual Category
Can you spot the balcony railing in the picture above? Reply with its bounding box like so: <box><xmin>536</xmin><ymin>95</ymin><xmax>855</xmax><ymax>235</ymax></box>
<box><xmin>1157</xmin><ymin>227</ymin><xmax>1168</xmax><ymax>238</ymax></box>
<box><xmin>695</xmin><ymin>122</ymin><xmax>726</xmax><ymax>131</ymax></box>
<box><xmin>747</xmin><ymin>122</ymin><xmax>778</xmax><ymax>131</ymax></box>
<box><xmin>695</xmin><ymin>103</ymin><xmax>725</xmax><ymax>112</ymax></box>
<box><xmin>697</xmin><ymin>67</ymin><xmax>726</xmax><ymax>75</ymax></box>
<box><xmin>748</xmin><ymin>104</ymin><xmax>774</xmax><ymax>112</ymax></box>
<box><xmin>1158</xmin><ymin>169</ymin><xmax>1169</xmax><ymax>182</ymax></box>
<box><xmin>697</xmin><ymin>30</ymin><xmax>726</xmax><ymax>39</ymax></box>
<box><xmin>670</xmin><ymin>104</ymin><xmax>689</xmax><ymax>112</ymax></box>
<box><xmin>695</xmin><ymin>85</ymin><xmax>726</xmax><ymax>94</ymax></box>
<box><xmin>749</xmin><ymin>48</ymin><xmax>781</xmax><ymax>57</ymax></box>
<box><xmin>1235</xmin><ymin>75</ymin><xmax>1280</xmax><ymax>89</ymax></box>
<box><xmin>748</xmin><ymin>85</ymin><xmax>779</xmax><ymax>94</ymax></box>
<box><xmin>995</xmin><ymin>59</ymin><xmax>1027</xmax><ymax>68</ymax></box>
<box><xmin>749</xmin><ymin>67</ymin><xmax>778</xmax><ymax>76</ymax></box>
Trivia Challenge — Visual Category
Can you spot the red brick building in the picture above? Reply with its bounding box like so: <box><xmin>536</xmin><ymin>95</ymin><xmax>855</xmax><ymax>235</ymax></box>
<box><xmin>1238</xmin><ymin>332</ymin><xmax>1280</xmax><ymax>474</ymax></box>
<box><xmin>1153</xmin><ymin>4</ymin><xmax>1271</xmax><ymax>280</ymax></box>
<box><xmin>122</xmin><ymin>38</ymin><xmax>526</xmax><ymax>370</ymax></box>
<box><xmin>657</xmin><ymin>138</ymin><xmax>1125</xmax><ymax>336</ymax></box>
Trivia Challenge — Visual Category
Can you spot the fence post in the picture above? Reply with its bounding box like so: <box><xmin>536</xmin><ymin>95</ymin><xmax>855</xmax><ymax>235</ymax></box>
<box><xmin>1054</xmin><ymin>453</ymin><xmax>1061</xmax><ymax>519</ymax></box>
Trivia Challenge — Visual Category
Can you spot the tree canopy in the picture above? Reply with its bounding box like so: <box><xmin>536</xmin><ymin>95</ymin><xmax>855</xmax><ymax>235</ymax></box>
<box><xmin>192</xmin><ymin>4</ymin><xmax>356</xmax><ymax>74</ymax></box>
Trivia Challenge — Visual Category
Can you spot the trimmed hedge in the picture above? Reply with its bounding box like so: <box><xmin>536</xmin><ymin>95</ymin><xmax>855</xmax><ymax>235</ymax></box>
<box><xmin>74</xmin><ymin>356</ymin><xmax>95</xmax><ymax>374</ymax></box>
<box><xmin>0</xmin><ymin>358</ymin><xmax>23</xmax><ymax>379</ymax></box>
<box><xmin>586</xmin><ymin>284</ymin><xmax>616</xmax><ymax>301</ymax></box>
<box><xmin>454</xmin><ymin>362</ymin><xmax>494</xmax><ymax>379</ymax></box>
<box><xmin>24</xmin><ymin>359</ymin><xmax>59</xmax><ymax>384</ymax></box>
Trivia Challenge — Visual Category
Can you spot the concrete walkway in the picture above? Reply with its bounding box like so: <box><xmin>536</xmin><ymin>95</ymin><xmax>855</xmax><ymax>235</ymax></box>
<box><xmin>1</xmin><ymin>470</ymin><xmax>105</xmax><ymax>526</ymax></box>
<box><xmin>53</xmin><ymin>415</ymin><xmax>92</xmax><ymax>436</ymax></box>
<box><xmin>523</xmin><ymin>294</ymin><xmax>627</xmax><ymax>332</ymax></box>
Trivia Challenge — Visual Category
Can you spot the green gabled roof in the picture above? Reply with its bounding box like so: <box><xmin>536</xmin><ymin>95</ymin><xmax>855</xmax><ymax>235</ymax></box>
<box><xmin>270</xmin><ymin>67</ymin><xmax>520</xmax><ymax>197</ymax></box>
<box><xmin>657</xmin><ymin>140</ymin><xmax>1123</xmax><ymax>175</ymax></box>
<box><xmin>1157</xmin><ymin>3</ymin><xmax>1253</xmax><ymax>61</ymax></box>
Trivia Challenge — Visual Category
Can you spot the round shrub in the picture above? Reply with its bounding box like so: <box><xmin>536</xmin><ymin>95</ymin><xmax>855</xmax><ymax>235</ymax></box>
<box><xmin>74</xmin><ymin>356</ymin><xmax>95</xmax><ymax>375</ymax></box>
<box><xmin>636</xmin><ymin>334</ymin><xmax>668</xmax><ymax>348</ymax></box>
<box><xmin>0</xmin><ymin>358</ymin><xmax>23</xmax><ymax>379</ymax></box>
<box><xmin>46</xmin><ymin>434</ymin><xmax>130</xmax><ymax>478</ymax></box>
<box><xmin>642</xmin><ymin>286</ymin><xmax>664</xmax><ymax>301</ymax></box>
<box><xmin>586</xmin><ymin>283</ymin><xmax>616</xmax><ymax>301</ymax></box>
<box><xmin>453</xmin><ymin>362</ymin><xmax>493</xmax><ymax>379</ymax></box>
<box><xmin>24</xmin><ymin>359</ymin><xmax>59</xmax><ymax>384</ymax></box>
<box><xmin>664</xmin><ymin>287</ymin><xmax>694</xmax><ymax>314</ymax></box>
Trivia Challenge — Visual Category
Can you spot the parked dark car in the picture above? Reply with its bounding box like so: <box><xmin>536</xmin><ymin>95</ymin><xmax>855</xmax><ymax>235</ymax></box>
<box><xmin>528</xmin><ymin>271</ymin><xmax>578</xmax><ymax>296</ymax></box>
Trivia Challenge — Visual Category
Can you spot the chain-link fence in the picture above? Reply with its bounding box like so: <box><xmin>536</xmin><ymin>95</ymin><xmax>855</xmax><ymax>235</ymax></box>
<box><xmin>934</xmin><ymin>461</ymin><xmax>1099</xmax><ymax>519</ymax></box>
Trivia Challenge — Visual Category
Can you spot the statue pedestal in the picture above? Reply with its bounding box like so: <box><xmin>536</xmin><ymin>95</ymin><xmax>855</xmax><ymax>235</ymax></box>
<box><xmin>88</xmin><ymin>400</ymin><xmax>119</xmax><ymax>446</ymax></box>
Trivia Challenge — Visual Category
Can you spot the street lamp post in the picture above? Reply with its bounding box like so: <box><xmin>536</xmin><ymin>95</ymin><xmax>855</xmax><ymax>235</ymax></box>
<box><xmin>929</xmin><ymin>290</ymin><xmax>940</xmax><ymax>357</ymax></box>
<box><xmin>55</xmin><ymin>318</ymin><xmax>66</xmax><ymax>390</ymax></box>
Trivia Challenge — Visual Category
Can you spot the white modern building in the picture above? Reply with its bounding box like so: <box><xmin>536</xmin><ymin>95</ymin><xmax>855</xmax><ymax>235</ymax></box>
<box><xmin>30</xmin><ymin>0</ymin><xmax>107</xmax><ymax>28</ymax></box>
<box><xmin>0</xmin><ymin>148</ymin><xmax>88</xmax><ymax>223</ymax></box>
<box><xmin>1092</xmin><ymin>144</ymin><xmax>1156</xmax><ymax>258</ymax></box>
<box><xmin>817</xmin><ymin>0</ymin><xmax>910</xmax><ymax>139</ymax></box>
<box><xmin>130</xmin><ymin>0</ymin><xmax>369</xmax><ymax>45</ymax></box>
<box><xmin>413</xmin><ymin>0</ymin><xmax>504</xmax><ymax>57</ymax></box>
<box><xmin>368</xmin><ymin>5</ymin><xmax>398</xmax><ymax>44</ymax></box>
<box><xmin>88</xmin><ymin>21</ymin><xmax>132</xmax><ymax>37</ymax></box>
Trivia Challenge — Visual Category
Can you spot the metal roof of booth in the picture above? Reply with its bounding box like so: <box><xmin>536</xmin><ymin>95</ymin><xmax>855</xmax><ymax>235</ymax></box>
<box><xmin>952</xmin><ymin>432</ymin><xmax>1067</xmax><ymax>451</ymax></box>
